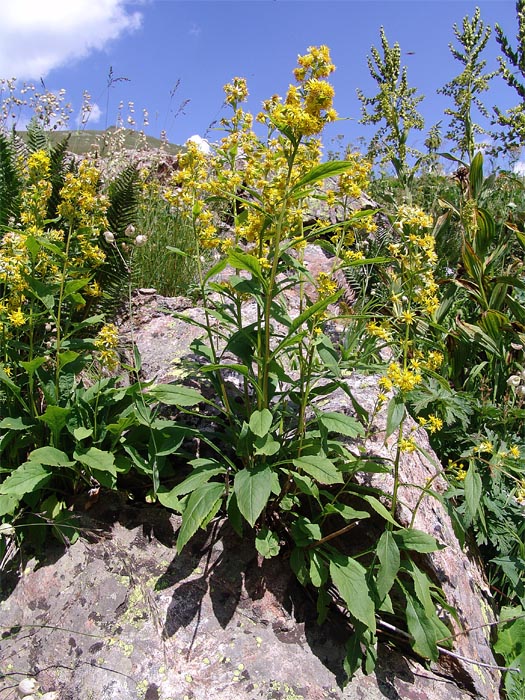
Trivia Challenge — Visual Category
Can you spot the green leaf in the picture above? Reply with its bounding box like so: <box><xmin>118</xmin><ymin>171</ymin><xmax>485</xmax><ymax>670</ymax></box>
<box><xmin>291</xmin><ymin>517</ymin><xmax>322</xmax><ymax>546</ymax></box>
<box><xmin>309</xmin><ymin>550</ymin><xmax>328</xmax><ymax>587</ymax></box>
<box><xmin>29</xmin><ymin>446</ymin><xmax>73</xmax><ymax>467</ymax></box>
<box><xmin>20</xmin><ymin>356</ymin><xmax>47</xmax><ymax>374</ymax></box>
<box><xmin>176</xmin><ymin>482</ymin><xmax>224</xmax><ymax>552</ymax></box>
<box><xmin>330</xmin><ymin>554</ymin><xmax>376</xmax><ymax>633</ymax></box>
<box><xmin>147</xmin><ymin>384</ymin><xmax>204</xmax><ymax>407</ymax></box>
<box><xmin>376</xmin><ymin>530</ymin><xmax>400</xmax><ymax>601</ymax></box>
<box><xmin>494</xmin><ymin>606</ymin><xmax>525</xmax><ymax>665</ymax></box>
<box><xmin>58</xmin><ymin>350</ymin><xmax>80</xmax><ymax>369</ymax></box>
<box><xmin>0</xmin><ymin>462</ymin><xmax>52</xmax><ymax>496</ymax></box>
<box><xmin>204</xmin><ymin>256</ymin><xmax>228</xmax><ymax>283</ymax></box>
<box><xmin>322</xmin><ymin>500</ymin><xmax>369</xmax><ymax>521</ymax></box>
<box><xmin>0</xmin><ymin>494</ymin><xmax>18</xmax><ymax>517</ymax></box>
<box><xmin>37</xmin><ymin>405</ymin><xmax>71</xmax><ymax>436</ymax></box>
<box><xmin>469</xmin><ymin>151</ymin><xmax>484</xmax><ymax>200</ymax></box>
<box><xmin>386</xmin><ymin>394</ymin><xmax>405</xmax><ymax>439</ymax></box>
<box><xmin>288</xmin><ymin>292</ymin><xmax>342</xmax><ymax>335</ymax></box>
<box><xmin>227</xmin><ymin>249</ymin><xmax>263</xmax><ymax>281</ymax></box>
<box><xmin>163</xmin><ymin>462</ymin><xmax>226</xmax><ymax>499</ymax></box>
<box><xmin>234</xmin><ymin>466</ymin><xmax>273</xmax><ymax>527</ymax></box>
<box><xmin>255</xmin><ymin>527</ymin><xmax>280</xmax><ymax>559</ymax></box>
<box><xmin>74</xmin><ymin>447</ymin><xmax>116</xmax><ymax>475</ymax></box>
<box><xmin>73</xmin><ymin>427</ymin><xmax>93</xmax><ymax>441</ymax></box>
<box><xmin>289</xmin><ymin>160</ymin><xmax>353</xmax><ymax>196</ymax></box>
<box><xmin>0</xmin><ymin>416</ymin><xmax>36</xmax><ymax>430</ymax></box>
<box><xmin>464</xmin><ymin>463</ymin><xmax>482</xmax><ymax>522</ymax></box>
<box><xmin>292</xmin><ymin>472</ymin><xmax>320</xmax><ymax>500</ymax></box>
<box><xmin>393</xmin><ymin>528</ymin><xmax>442</xmax><ymax>553</ymax></box>
<box><xmin>456</xmin><ymin>319</ymin><xmax>501</xmax><ymax>356</ymax></box>
<box><xmin>405</xmin><ymin>590</ymin><xmax>439</xmax><ymax>660</ymax></box>
<box><xmin>361</xmin><ymin>494</ymin><xmax>398</xmax><ymax>526</ymax></box>
<box><xmin>318</xmin><ymin>411</ymin><xmax>364</xmax><ymax>438</ymax></box>
<box><xmin>293</xmin><ymin>455</ymin><xmax>343</xmax><ymax>485</ymax></box>
<box><xmin>253</xmin><ymin>434</ymin><xmax>280</xmax><ymax>456</ymax></box>
<box><xmin>249</xmin><ymin>409</ymin><xmax>273</xmax><ymax>438</ymax></box>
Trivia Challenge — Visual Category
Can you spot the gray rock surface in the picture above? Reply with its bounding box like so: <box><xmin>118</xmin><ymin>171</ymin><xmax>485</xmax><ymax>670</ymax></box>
<box><xmin>0</xmin><ymin>293</ymin><xmax>502</xmax><ymax>699</ymax></box>
<box><xmin>1</xmin><ymin>504</ymin><xmax>479</xmax><ymax>700</ymax></box>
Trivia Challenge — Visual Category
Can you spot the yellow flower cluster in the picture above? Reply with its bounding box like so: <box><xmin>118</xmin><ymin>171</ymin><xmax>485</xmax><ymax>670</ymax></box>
<box><xmin>447</xmin><ymin>459</ymin><xmax>467</xmax><ymax>481</ymax></box>
<box><xmin>259</xmin><ymin>46</ymin><xmax>337</xmax><ymax>138</ymax></box>
<box><xmin>399</xmin><ymin>437</ymin><xmax>417</xmax><ymax>453</ymax></box>
<box><xmin>418</xmin><ymin>414</ymin><xmax>443</xmax><ymax>434</ymax></box>
<box><xmin>366</xmin><ymin>321</ymin><xmax>392</xmax><ymax>342</ymax></box>
<box><xmin>58</xmin><ymin>160</ymin><xmax>109</xmax><ymax>233</ymax></box>
<box><xmin>395</xmin><ymin>205</ymin><xmax>433</xmax><ymax>231</ymax></box>
<box><xmin>0</xmin><ymin>152</ymin><xmax>110</xmax><ymax>336</ymax></box>
<box><xmin>94</xmin><ymin>323</ymin><xmax>119</xmax><ymax>371</ymax></box>
<box><xmin>20</xmin><ymin>150</ymin><xmax>52</xmax><ymax>229</ymax></box>
<box><xmin>224</xmin><ymin>76</ymin><xmax>249</xmax><ymax>106</ymax></box>
<box><xmin>379</xmin><ymin>362</ymin><xmax>422</xmax><ymax>393</ymax></box>
<box><xmin>316</xmin><ymin>271</ymin><xmax>338</xmax><ymax>299</ymax></box>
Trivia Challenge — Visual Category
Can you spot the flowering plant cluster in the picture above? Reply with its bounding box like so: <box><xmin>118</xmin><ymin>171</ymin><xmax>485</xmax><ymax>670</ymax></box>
<box><xmin>154</xmin><ymin>47</ymin><xmax>455</xmax><ymax>680</ymax></box>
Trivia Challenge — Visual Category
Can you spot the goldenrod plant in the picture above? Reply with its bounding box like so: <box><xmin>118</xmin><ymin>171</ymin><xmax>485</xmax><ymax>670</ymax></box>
<box><xmin>152</xmin><ymin>47</ymin><xmax>453</xmax><ymax>679</ymax></box>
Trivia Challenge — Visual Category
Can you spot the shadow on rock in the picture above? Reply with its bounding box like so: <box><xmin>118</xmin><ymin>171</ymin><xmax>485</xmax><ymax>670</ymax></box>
<box><xmin>160</xmin><ymin>520</ymin><xmax>253</xmax><ymax>639</ymax></box>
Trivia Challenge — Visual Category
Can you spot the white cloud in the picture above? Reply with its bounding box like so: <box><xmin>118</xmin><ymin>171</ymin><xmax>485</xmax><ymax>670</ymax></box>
<box><xmin>0</xmin><ymin>1</ymin><xmax>142</xmax><ymax>79</ymax></box>
<box><xmin>187</xmin><ymin>134</ymin><xmax>211</xmax><ymax>155</ymax></box>
<box><xmin>76</xmin><ymin>102</ymin><xmax>103</xmax><ymax>128</ymax></box>
<box><xmin>513</xmin><ymin>161</ymin><xmax>525</xmax><ymax>177</ymax></box>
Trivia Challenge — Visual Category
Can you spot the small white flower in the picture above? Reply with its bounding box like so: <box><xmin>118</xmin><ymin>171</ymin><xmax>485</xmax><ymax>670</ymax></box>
<box><xmin>103</xmin><ymin>231</ymin><xmax>115</xmax><ymax>244</ymax></box>
<box><xmin>18</xmin><ymin>678</ymin><xmax>39</xmax><ymax>696</ymax></box>
<box><xmin>134</xmin><ymin>235</ymin><xmax>147</xmax><ymax>247</ymax></box>
<box><xmin>507</xmin><ymin>375</ymin><xmax>521</xmax><ymax>387</ymax></box>
<box><xmin>0</xmin><ymin>522</ymin><xmax>15</xmax><ymax>537</ymax></box>
<box><xmin>517</xmin><ymin>385</ymin><xmax>525</xmax><ymax>397</ymax></box>
<box><xmin>124</xmin><ymin>224</ymin><xmax>136</xmax><ymax>238</ymax></box>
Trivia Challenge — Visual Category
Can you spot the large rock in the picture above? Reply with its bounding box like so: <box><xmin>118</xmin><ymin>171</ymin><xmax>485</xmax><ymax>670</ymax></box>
<box><xmin>0</xmin><ymin>294</ymin><xmax>502</xmax><ymax>699</ymax></box>
<box><xmin>0</xmin><ymin>502</ymin><xmax>484</xmax><ymax>700</ymax></box>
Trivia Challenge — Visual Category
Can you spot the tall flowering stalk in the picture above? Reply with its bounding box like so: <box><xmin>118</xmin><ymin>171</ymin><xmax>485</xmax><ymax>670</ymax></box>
<box><xmin>368</xmin><ymin>205</ymin><xmax>444</xmax><ymax>514</ymax></box>
<box><xmin>160</xmin><ymin>47</ymin><xmax>451</xmax><ymax>679</ymax></box>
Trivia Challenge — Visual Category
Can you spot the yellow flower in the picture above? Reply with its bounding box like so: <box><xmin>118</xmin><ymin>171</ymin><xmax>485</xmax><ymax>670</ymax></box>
<box><xmin>399</xmin><ymin>437</ymin><xmax>417</xmax><ymax>453</ymax></box>
<box><xmin>427</xmin><ymin>414</ymin><xmax>443</xmax><ymax>434</ymax></box>
<box><xmin>509</xmin><ymin>445</ymin><xmax>521</xmax><ymax>459</ymax></box>
<box><xmin>316</xmin><ymin>271</ymin><xmax>338</xmax><ymax>298</ymax></box>
<box><xmin>477</xmin><ymin>440</ymin><xmax>493</xmax><ymax>454</ymax></box>
<box><xmin>94</xmin><ymin>323</ymin><xmax>119</xmax><ymax>370</ymax></box>
<box><xmin>8</xmin><ymin>308</ymin><xmax>25</xmax><ymax>327</ymax></box>
<box><xmin>386</xmin><ymin>362</ymin><xmax>422</xmax><ymax>392</ymax></box>
<box><xmin>366</xmin><ymin>321</ymin><xmax>392</xmax><ymax>341</ymax></box>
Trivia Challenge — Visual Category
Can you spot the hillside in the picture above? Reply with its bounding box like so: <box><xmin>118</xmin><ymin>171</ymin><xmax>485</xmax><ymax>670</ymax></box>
<box><xmin>17</xmin><ymin>126</ymin><xmax>181</xmax><ymax>156</ymax></box>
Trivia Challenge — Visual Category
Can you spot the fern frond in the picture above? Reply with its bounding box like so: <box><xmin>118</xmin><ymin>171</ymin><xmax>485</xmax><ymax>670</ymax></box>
<box><xmin>25</xmin><ymin>118</ymin><xmax>48</xmax><ymax>153</ymax></box>
<box><xmin>89</xmin><ymin>164</ymin><xmax>140</xmax><ymax>317</ymax></box>
<box><xmin>0</xmin><ymin>132</ymin><xmax>22</xmax><ymax>228</ymax></box>
<box><xmin>46</xmin><ymin>135</ymin><xmax>72</xmax><ymax>220</ymax></box>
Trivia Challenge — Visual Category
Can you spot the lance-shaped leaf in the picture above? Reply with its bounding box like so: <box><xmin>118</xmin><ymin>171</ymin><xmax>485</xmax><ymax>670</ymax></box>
<box><xmin>330</xmin><ymin>554</ymin><xmax>376</xmax><ymax>633</ymax></box>
<box><xmin>176</xmin><ymin>481</ymin><xmax>224</xmax><ymax>552</ymax></box>
<box><xmin>293</xmin><ymin>455</ymin><xmax>343</xmax><ymax>485</ymax></box>
<box><xmin>234</xmin><ymin>465</ymin><xmax>273</xmax><ymax>527</ymax></box>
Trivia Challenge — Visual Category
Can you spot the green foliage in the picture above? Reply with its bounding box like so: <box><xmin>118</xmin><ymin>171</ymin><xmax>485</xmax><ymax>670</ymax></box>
<box><xmin>0</xmin><ymin>142</ymin><xmax>195</xmax><ymax>548</ymax></box>
<box><xmin>438</xmin><ymin>7</ymin><xmax>497</xmax><ymax>162</ymax></box>
<box><xmin>494</xmin><ymin>606</ymin><xmax>525</xmax><ymax>699</ymax></box>
<box><xmin>149</xmin><ymin>50</ymin><xmax>455</xmax><ymax>683</ymax></box>
<box><xmin>357</xmin><ymin>26</ymin><xmax>425</xmax><ymax>189</ymax></box>
<box><xmin>0</xmin><ymin>132</ymin><xmax>22</xmax><ymax>228</ymax></box>
<box><xmin>494</xmin><ymin>0</ymin><xmax>525</xmax><ymax>151</ymax></box>
<box><xmin>2</xmin><ymin>28</ymin><xmax>525</xmax><ymax>690</ymax></box>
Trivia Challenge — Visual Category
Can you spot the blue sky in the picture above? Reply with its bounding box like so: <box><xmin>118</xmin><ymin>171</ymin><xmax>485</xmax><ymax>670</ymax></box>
<box><xmin>0</xmin><ymin>1</ymin><xmax>521</xmax><ymax>163</ymax></box>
